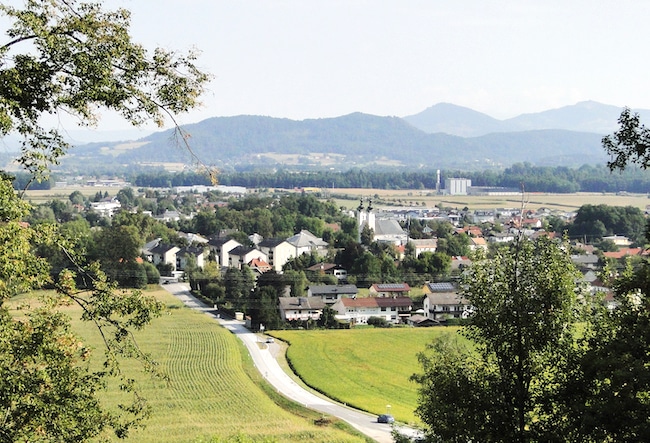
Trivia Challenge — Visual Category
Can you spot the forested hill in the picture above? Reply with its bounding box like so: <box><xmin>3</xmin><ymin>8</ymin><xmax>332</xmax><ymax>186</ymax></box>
<box><xmin>66</xmin><ymin>112</ymin><xmax>607</xmax><ymax>171</ymax></box>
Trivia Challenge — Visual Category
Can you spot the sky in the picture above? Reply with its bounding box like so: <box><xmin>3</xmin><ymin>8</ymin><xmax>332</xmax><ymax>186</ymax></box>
<box><xmin>10</xmin><ymin>0</ymin><xmax>650</xmax><ymax>139</ymax></box>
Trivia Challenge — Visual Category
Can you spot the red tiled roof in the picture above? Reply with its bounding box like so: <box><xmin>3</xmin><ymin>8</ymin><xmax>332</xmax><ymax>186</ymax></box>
<box><xmin>339</xmin><ymin>296</ymin><xmax>412</xmax><ymax>308</ymax></box>
<box><xmin>249</xmin><ymin>258</ymin><xmax>271</xmax><ymax>268</ymax></box>
<box><xmin>603</xmin><ymin>248</ymin><xmax>642</xmax><ymax>259</ymax></box>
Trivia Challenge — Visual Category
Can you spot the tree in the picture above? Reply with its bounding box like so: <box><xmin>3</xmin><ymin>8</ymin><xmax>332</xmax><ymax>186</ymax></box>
<box><xmin>561</xmin><ymin>107</ymin><xmax>650</xmax><ymax>440</ymax></box>
<box><xmin>1</xmin><ymin>1</ymin><xmax>209</xmax><ymax>184</ymax></box>
<box><xmin>69</xmin><ymin>190</ymin><xmax>85</xmax><ymax>206</ymax></box>
<box><xmin>558</xmin><ymin>258</ymin><xmax>650</xmax><ymax>441</ymax></box>
<box><xmin>249</xmin><ymin>285</ymin><xmax>282</xmax><ymax>331</ymax></box>
<box><xmin>412</xmin><ymin>236</ymin><xmax>583</xmax><ymax>442</ymax></box>
<box><xmin>0</xmin><ymin>0</ymin><xmax>209</xmax><ymax>440</ymax></box>
<box><xmin>360</xmin><ymin>223</ymin><xmax>374</xmax><ymax>246</ymax></box>
<box><xmin>116</xmin><ymin>187</ymin><xmax>136</xmax><ymax>210</ymax></box>
<box><xmin>318</xmin><ymin>305</ymin><xmax>340</xmax><ymax>329</ymax></box>
<box><xmin>603</xmin><ymin>107</ymin><xmax>650</xmax><ymax>171</ymax></box>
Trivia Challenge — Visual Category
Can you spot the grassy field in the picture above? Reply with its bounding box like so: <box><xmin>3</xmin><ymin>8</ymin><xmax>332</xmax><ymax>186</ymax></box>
<box><xmin>8</xmin><ymin>289</ymin><xmax>369</xmax><ymax>443</ymax></box>
<box><xmin>271</xmin><ymin>327</ymin><xmax>464</xmax><ymax>425</ymax></box>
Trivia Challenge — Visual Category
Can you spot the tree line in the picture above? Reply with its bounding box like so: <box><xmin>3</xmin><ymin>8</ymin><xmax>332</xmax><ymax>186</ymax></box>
<box><xmin>129</xmin><ymin>162</ymin><xmax>650</xmax><ymax>193</ymax></box>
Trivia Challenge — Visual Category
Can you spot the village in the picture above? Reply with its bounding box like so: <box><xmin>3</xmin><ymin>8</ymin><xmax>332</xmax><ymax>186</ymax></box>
<box><xmin>42</xmin><ymin>179</ymin><xmax>640</xmax><ymax>331</ymax></box>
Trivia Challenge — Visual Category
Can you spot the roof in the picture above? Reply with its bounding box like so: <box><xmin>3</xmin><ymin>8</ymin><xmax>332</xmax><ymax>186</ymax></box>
<box><xmin>408</xmin><ymin>315</ymin><xmax>441</xmax><ymax>326</ymax></box>
<box><xmin>337</xmin><ymin>296</ymin><xmax>412</xmax><ymax>308</ymax></box>
<box><xmin>229</xmin><ymin>245</ymin><xmax>258</xmax><ymax>256</ymax></box>
<box><xmin>150</xmin><ymin>243</ymin><xmax>180</xmax><ymax>254</ymax></box>
<box><xmin>179</xmin><ymin>232</ymin><xmax>209</xmax><ymax>244</ymax></box>
<box><xmin>278</xmin><ymin>297</ymin><xmax>326</xmax><ymax>311</ymax></box>
<box><xmin>424</xmin><ymin>282</ymin><xmax>456</xmax><ymax>292</ymax></box>
<box><xmin>258</xmin><ymin>238</ymin><xmax>290</xmax><ymax>248</ymax></box>
<box><xmin>376</xmin><ymin>296</ymin><xmax>412</xmax><ymax>308</ymax></box>
<box><xmin>287</xmin><ymin>230</ymin><xmax>328</xmax><ymax>248</ymax></box>
<box><xmin>603</xmin><ymin>248</ymin><xmax>642</xmax><ymax>259</ymax></box>
<box><xmin>306</xmin><ymin>263</ymin><xmax>338</xmax><ymax>272</ymax></box>
<box><xmin>309</xmin><ymin>284</ymin><xmax>358</xmax><ymax>295</ymax></box>
<box><xmin>571</xmin><ymin>254</ymin><xmax>600</xmax><ymax>265</ymax></box>
<box><xmin>370</xmin><ymin>283</ymin><xmax>411</xmax><ymax>292</ymax></box>
<box><xmin>409</xmin><ymin>238</ymin><xmax>438</xmax><ymax>247</ymax></box>
<box><xmin>177</xmin><ymin>246</ymin><xmax>206</xmax><ymax>257</ymax></box>
<box><xmin>249</xmin><ymin>258</ymin><xmax>271</xmax><ymax>269</ymax></box>
<box><xmin>374</xmin><ymin>219</ymin><xmax>407</xmax><ymax>236</ymax></box>
<box><xmin>426</xmin><ymin>292</ymin><xmax>469</xmax><ymax>305</ymax></box>
<box><xmin>208</xmin><ymin>237</ymin><xmax>240</xmax><ymax>247</ymax></box>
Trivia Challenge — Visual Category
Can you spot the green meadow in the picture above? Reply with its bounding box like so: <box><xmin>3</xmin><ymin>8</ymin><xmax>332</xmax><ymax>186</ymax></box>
<box><xmin>271</xmin><ymin>327</ymin><xmax>464</xmax><ymax>425</ymax></box>
<box><xmin>8</xmin><ymin>289</ymin><xmax>369</xmax><ymax>443</ymax></box>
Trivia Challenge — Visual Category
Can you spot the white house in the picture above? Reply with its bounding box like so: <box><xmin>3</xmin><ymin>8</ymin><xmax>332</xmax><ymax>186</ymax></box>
<box><xmin>423</xmin><ymin>291</ymin><xmax>472</xmax><ymax>320</ymax></box>
<box><xmin>90</xmin><ymin>198</ymin><xmax>121</xmax><ymax>217</ymax></box>
<box><xmin>332</xmin><ymin>296</ymin><xmax>412</xmax><ymax>325</ymax></box>
<box><xmin>287</xmin><ymin>230</ymin><xmax>329</xmax><ymax>257</ymax></box>
<box><xmin>207</xmin><ymin>237</ymin><xmax>242</xmax><ymax>267</ymax></box>
<box><xmin>258</xmin><ymin>238</ymin><xmax>296</xmax><ymax>272</ymax></box>
<box><xmin>176</xmin><ymin>246</ymin><xmax>207</xmax><ymax>271</ymax></box>
<box><xmin>409</xmin><ymin>238</ymin><xmax>438</xmax><ymax>257</ymax></box>
<box><xmin>228</xmin><ymin>246</ymin><xmax>268</xmax><ymax>270</ymax></box>
<box><xmin>149</xmin><ymin>243</ymin><xmax>181</xmax><ymax>271</ymax></box>
<box><xmin>278</xmin><ymin>297</ymin><xmax>326</xmax><ymax>322</ymax></box>
<box><xmin>602</xmin><ymin>235</ymin><xmax>631</xmax><ymax>247</ymax></box>
<box><xmin>308</xmin><ymin>284</ymin><xmax>358</xmax><ymax>304</ymax></box>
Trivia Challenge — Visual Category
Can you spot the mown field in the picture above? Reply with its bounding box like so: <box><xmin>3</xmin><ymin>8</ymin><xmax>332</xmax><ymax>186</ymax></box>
<box><xmin>271</xmin><ymin>327</ymin><xmax>465</xmax><ymax>425</ymax></box>
<box><xmin>8</xmin><ymin>289</ymin><xmax>369</xmax><ymax>443</ymax></box>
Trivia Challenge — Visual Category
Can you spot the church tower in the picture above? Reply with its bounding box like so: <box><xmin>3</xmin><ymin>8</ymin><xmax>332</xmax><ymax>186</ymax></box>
<box><xmin>357</xmin><ymin>198</ymin><xmax>375</xmax><ymax>242</ymax></box>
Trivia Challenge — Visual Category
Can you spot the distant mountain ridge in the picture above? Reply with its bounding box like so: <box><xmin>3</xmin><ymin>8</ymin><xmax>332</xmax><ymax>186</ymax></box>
<box><xmin>402</xmin><ymin>100</ymin><xmax>650</xmax><ymax>137</ymax></box>
<box><xmin>62</xmin><ymin>101</ymin><xmax>639</xmax><ymax>171</ymax></box>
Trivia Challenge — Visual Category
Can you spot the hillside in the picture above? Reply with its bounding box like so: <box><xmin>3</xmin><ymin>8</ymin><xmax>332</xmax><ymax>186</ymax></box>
<box><xmin>404</xmin><ymin>100</ymin><xmax>650</xmax><ymax>136</ymax></box>
<box><xmin>63</xmin><ymin>110</ymin><xmax>610</xmax><ymax>172</ymax></box>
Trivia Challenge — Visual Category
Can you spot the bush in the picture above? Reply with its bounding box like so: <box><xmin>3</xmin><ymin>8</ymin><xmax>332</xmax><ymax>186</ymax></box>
<box><xmin>143</xmin><ymin>261</ymin><xmax>160</xmax><ymax>284</ymax></box>
<box><xmin>367</xmin><ymin>316</ymin><xmax>390</xmax><ymax>328</ymax></box>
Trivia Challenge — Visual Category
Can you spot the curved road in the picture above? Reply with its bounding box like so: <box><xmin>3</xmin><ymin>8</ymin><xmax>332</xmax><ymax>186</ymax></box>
<box><xmin>163</xmin><ymin>282</ymin><xmax>419</xmax><ymax>443</ymax></box>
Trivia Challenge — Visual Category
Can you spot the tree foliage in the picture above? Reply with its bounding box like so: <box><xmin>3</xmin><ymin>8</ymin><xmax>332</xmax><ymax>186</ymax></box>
<box><xmin>0</xmin><ymin>0</ymin><xmax>209</xmax><ymax>440</ymax></box>
<box><xmin>603</xmin><ymin>108</ymin><xmax>650</xmax><ymax>171</ymax></box>
<box><xmin>413</xmin><ymin>236</ymin><xmax>583</xmax><ymax>442</ymax></box>
<box><xmin>0</xmin><ymin>0</ymin><xmax>209</xmax><ymax>183</ymax></box>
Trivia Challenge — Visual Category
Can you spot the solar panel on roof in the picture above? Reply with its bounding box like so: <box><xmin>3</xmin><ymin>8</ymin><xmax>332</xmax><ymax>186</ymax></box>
<box><xmin>428</xmin><ymin>282</ymin><xmax>456</xmax><ymax>291</ymax></box>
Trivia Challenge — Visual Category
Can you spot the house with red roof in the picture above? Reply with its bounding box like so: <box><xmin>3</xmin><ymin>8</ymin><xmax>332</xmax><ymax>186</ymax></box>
<box><xmin>603</xmin><ymin>248</ymin><xmax>642</xmax><ymax>260</ymax></box>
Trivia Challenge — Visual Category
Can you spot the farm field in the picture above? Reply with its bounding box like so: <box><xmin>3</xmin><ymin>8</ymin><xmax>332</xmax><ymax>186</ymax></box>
<box><xmin>328</xmin><ymin>189</ymin><xmax>650</xmax><ymax>212</ymax></box>
<box><xmin>271</xmin><ymin>327</ymin><xmax>465</xmax><ymax>425</ymax></box>
<box><xmin>7</xmin><ymin>289</ymin><xmax>368</xmax><ymax>443</ymax></box>
<box><xmin>24</xmin><ymin>185</ymin><xmax>650</xmax><ymax>212</ymax></box>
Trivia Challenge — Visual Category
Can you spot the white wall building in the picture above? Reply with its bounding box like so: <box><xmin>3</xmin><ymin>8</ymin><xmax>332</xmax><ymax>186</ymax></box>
<box><xmin>445</xmin><ymin>178</ymin><xmax>472</xmax><ymax>195</ymax></box>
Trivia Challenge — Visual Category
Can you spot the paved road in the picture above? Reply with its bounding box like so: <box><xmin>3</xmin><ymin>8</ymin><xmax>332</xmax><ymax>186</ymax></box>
<box><xmin>162</xmin><ymin>282</ymin><xmax>419</xmax><ymax>443</ymax></box>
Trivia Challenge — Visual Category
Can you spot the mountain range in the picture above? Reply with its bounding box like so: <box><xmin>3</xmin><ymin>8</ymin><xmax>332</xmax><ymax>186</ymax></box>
<box><xmin>60</xmin><ymin>101</ymin><xmax>649</xmax><ymax>172</ymax></box>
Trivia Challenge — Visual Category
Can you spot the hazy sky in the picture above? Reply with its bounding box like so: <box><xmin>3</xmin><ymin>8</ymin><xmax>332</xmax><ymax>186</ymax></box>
<box><xmin>19</xmin><ymin>1</ymin><xmax>650</xmax><ymax>134</ymax></box>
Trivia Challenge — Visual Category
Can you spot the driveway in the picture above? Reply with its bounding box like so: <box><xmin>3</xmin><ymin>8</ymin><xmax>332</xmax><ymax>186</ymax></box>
<box><xmin>162</xmin><ymin>282</ymin><xmax>420</xmax><ymax>443</ymax></box>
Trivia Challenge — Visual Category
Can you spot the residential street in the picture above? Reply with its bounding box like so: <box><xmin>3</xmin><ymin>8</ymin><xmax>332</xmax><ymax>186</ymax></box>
<box><xmin>162</xmin><ymin>282</ymin><xmax>419</xmax><ymax>443</ymax></box>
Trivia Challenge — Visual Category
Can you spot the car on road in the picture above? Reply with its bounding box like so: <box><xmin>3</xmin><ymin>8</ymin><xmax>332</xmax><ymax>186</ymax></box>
<box><xmin>377</xmin><ymin>414</ymin><xmax>394</xmax><ymax>424</ymax></box>
<box><xmin>265</xmin><ymin>337</ymin><xmax>274</xmax><ymax>343</ymax></box>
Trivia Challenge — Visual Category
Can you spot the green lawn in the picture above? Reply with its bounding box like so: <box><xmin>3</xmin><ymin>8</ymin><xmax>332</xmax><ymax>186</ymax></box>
<box><xmin>9</xmin><ymin>289</ymin><xmax>369</xmax><ymax>443</ymax></box>
<box><xmin>271</xmin><ymin>327</ymin><xmax>464</xmax><ymax>425</ymax></box>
